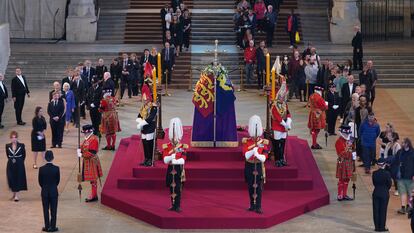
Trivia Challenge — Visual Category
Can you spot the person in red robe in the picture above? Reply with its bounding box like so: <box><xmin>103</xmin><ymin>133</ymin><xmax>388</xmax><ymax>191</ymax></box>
<box><xmin>77</xmin><ymin>124</ymin><xmax>103</xmax><ymax>202</ymax></box>
<box><xmin>99</xmin><ymin>89</ymin><xmax>121</xmax><ymax>150</ymax></box>
<box><xmin>336</xmin><ymin>124</ymin><xmax>355</xmax><ymax>201</ymax></box>
<box><xmin>308</xmin><ymin>86</ymin><xmax>328</xmax><ymax>149</ymax></box>
<box><xmin>162</xmin><ymin>117</ymin><xmax>188</xmax><ymax>212</ymax></box>
<box><xmin>242</xmin><ymin>115</ymin><xmax>269</xmax><ymax>214</ymax></box>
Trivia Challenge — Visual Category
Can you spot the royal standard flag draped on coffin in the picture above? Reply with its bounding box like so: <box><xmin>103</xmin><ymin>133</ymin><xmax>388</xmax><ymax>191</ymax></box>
<box><xmin>191</xmin><ymin>65</ymin><xmax>238</xmax><ymax>147</ymax></box>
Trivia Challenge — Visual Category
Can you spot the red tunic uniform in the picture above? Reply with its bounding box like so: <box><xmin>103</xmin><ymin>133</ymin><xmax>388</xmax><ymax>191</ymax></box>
<box><xmin>162</xmin><ymin>143</ymin><xmax>188</xmax><ymax>161</ymax></box>
<box><xmin>99</xmin><ymin>96</ymin><xmax>121</xmax><ymax>135</ymax></box>
<box><xmin>81</xmin><ymin>134</ymin><xmax>103</xmax><ymax>181</ymax></box>
<box><xmin>271</xmin><ymin>103</ymin><xmax>291</xmax><ymax>132</ymax></box>
<box><xmin>335</xmin><ymin>137</ymin><xmax>354</xmax><ymax>179</ymax></box>
<box><xmin>307</xmin><ymin>92</ymin><xmax>327</xmax><ymax>130</ymax></box>
<box><xmin>242</xmin><ymin>138</ymin><xmax>270</xmax><ymax>162</ymax></box>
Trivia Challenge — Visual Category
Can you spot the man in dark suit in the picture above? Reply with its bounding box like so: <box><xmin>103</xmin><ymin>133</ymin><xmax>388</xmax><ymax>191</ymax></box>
<box><xmin>140</xmin><ymin>49</ymin><xmax>150</xmax><ymax>78</ymax></box>
<box><xmin>61</xmin><ymin>68</ymin><xmax>73</xmax><ymax>90</ymax></box>
<box><xmin>87</xmin><ymin>77</ymin><xmax>102</xmax><ymax>137</ymax></box>
<box><xmin>352</xmin><ymin>26</ymin><xmax>363</xmax><ymax>70</ymax></box>
<box><xmin>121</xmin><ymin>53</ymin><xmax>133</xmax><ymax>99</ymax></box>
<box><xmin>48</xmin><ymin>91</ymin><xmax>65</xmax><ymax>148</ymax></box>
<box><xmin>101</xmin><ymin>72</ymin><xmax>115</xmax><ymax>97</ymax></box>
<box><xmin>82</xmin><ymin>60</ymin><xmax>96</xmax><ymax>90</ymax></box>
<box><xmin>340</xmin><ymin>74</ymin><xmax>356</xmax><ymax>117</ymax></box>
<box><xmin>11</xmin><ymin>68</ymin><xmax>30</xmax><ymax>125</ymax></box>
<box><xmin>72</xmin><ymin>71</ymin><xmax>86</xmax><ymax>127</ymax></box>
<box><xmin>161</xmin><ymin>42</ymin><xmax>175</xmax><ymax>84</ymax></box>
<box><xmin>372</xmin><ymin>158</ymin><xmax>391</xmax><ymax>232</ymax></box>
<box><xmin>256</xmin><ymin>41</ymin><xmax>266</xmax><ymax>89</ymax></box>
<box><xmin>38</xmin><ymin>151</ymin><xmax>60</xmax><ymax>232</ymax></box>
<box><xmin>0</xmin><ymin>73</ymin><xmax>8</xmax><ymax>128</ymax></box>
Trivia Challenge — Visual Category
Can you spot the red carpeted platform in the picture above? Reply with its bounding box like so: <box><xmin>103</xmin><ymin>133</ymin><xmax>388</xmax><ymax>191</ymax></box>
<box><xmin>101</xmin><ymin>127</ymin><xmax>330</xmax><ymax>229</ymax></box>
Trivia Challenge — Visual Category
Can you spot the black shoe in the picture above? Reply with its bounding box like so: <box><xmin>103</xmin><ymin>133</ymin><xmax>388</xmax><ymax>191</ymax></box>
<box><xmin>247</xmin><ymin>206</ymin><xmax>255</xmax><ymax>211</ymax></box>
<box><xmin>0</xmin><ymin>124</ymin><xmax>4</xmax><ymax>128</ymax></box>
<box><xmin>110</xmin><ymin>146</ymin><xmax>115</xmax><ymax>151</ymax></box>
<box><xmin>85</xmin><ymin>196</ymin><xmax>98</xmax><ymax>202</ymax></box>
<box><xmin>168</xmin><ymin>206</ymin><xmax>175</xmax><ymax>211</ymax></box>
<box><xmin>49</xmin><ymin>227</ymin><xmax>59</xmax><ymax>232</ymax></box>
<box><xmin>50</xmin><ymin>146</ymin><xmax>56</xmax><ymax>148</ymax></box>
<box><xmin>17</xmin><ymin>122</ymin><xmax>26</xmax><ymax>125</ymax></box>
<box><xmin>139</xmin><ymin>160</ymin><xmax>148</xmax><ymax>166</ymax></box>
<box><xmin>255</xmin><ymin>208</ymin><xmax>263</xmax><ymax>214</ymax></box>
<box><xmin>144</xmin><ymin>161</ymin><xmax>153</xmax><ymax>167</ymax></box>
<box><xmin>42</xmin><ymin>227</ymin><xmax>50</xmax><ymax>232</ymax></box>
<box><xmin>102</xmin><ymin>146</ymin><xmax>111</xmax><ymax>150</ymax></box>
<box><xmin>343</xmin><ymin>195</ymin><xmax>354</xmax><ymax>201</ymax></box>
<box><xmin>311</xmin><ymin>145</ymin><xmax>317</xmax><ymax>149</ymax></box>
<box><xmin>315</xmin><ymin>144</ymin><xmax>323</xmax><ymax>149</ymax></box>
<box><xmin>175</xmin><ymin>207</ymin><xmax>182</xmax><ymax>213</ymax></box>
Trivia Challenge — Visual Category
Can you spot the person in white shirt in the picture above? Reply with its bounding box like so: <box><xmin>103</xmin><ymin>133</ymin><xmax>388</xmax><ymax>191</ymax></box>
<box><xmin>165</xmin><ymin>8</ymin><xmax>173</xmax><ymax>31</ymax></box>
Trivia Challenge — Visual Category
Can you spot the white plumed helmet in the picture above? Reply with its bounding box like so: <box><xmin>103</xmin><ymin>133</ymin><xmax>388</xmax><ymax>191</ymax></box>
<box><xmin>168</xmin><ymin>117</ymin><xmax>183</xmax><ymax>142</ymax></box>
<box><xmin>248</xmin><ymin>115</ymin><xmax>263</xmax><ymax>138</ymax></box>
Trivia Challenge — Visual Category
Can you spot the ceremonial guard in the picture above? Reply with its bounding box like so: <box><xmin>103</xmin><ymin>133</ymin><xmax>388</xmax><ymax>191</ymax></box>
<box><xmin>136</xmin><ymin>75</ymin><xmax>157</xmax><ymax>167</ymax></box>
<box><xmin>308</xmin><ymin>86</ymin><xmax>328</xmax><ymax>149</ymax></box>
<box><xmin>162</xmin><ymin>118</ymin><xmax>188</xmax><ymax>212</ymax></box>
<box><xmin>271</xmin><ymin>79</ymin><xmax>292</xmax><ymax>167</ymax></box>
<box><xmin>242</xmin><ymin>115</ymin><xmax>270</xmax><ymax>214</ymax></box>
<box><xmin>86</xmin><ymin>77</ymin><xmax>102</xmax><ymax>137</ymax></box>
<box><xmin>99</xmin><ymin>89</ymin><xmax>121</xmax><ymax>150</ymax></box>
<box><xmin>335</xmin><ymin>125</ymin><xmax>356</xmax><ymax>201</ymax></box>
<box><xmin>77</xmin><ymin>125</ymin><xmax>103</xmax><ymax>202</ymax></box>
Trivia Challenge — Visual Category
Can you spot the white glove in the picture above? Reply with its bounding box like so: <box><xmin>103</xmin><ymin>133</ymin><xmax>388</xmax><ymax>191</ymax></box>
<box><xmin>172</xmin><ymin>158</ymin><xmax>185</xmax><ymax>165</ymax></box>
<box><xmin>286</xmin><ymin>118</ymin><xmax>292</xmax><ymax>130</ymax></box>
<box><xmin>333</xmin><ymin>105</ymin><xmax>339</xmax><ymax>110</ymax></box>
<box><xmin>281</xmin><ymin>120</ymin><xmax>287</xmax><ymax>127</ymax></box>
<box><xmin>245</xmin><ymin>147</ymin><xmax>257</xmax><ymax>160</ymax></box>
<box><xmin>325</xmin><ymin>101</ymin><xmax>328</xmax><ymax>106</ymax></box>
<box><xmin>254</xmin><ymin>149</ymin><xmax>266</xmax><ymax>162</ymax></box>
<box><xmin>352</xmin><ymin>152</ymin><xmax>357</xmax><ymax>161</ymax></box>
<box><xmin>90</xmin><ymin>103</ymin><xmax>95</xmax><ymax>108</ymax></box>
<box><xmin>163</xmin><ymin>153</ymin><xmax>175</xmax><ymax>164</ymax></box>
<box><xmin>136</xmin><ymin>118</ymin><xmax>142</xmax><ymax>123</ymax></box>
<box><xmin>77</xmin><ymin>148</ymin><xmax>82</xmax><ymax>158</ymax></box>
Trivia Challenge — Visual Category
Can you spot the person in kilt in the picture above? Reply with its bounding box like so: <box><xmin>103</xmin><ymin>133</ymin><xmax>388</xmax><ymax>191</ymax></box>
<box><xmin>99</xmin><ymin>89</ymin><xmax>121</xmax><ymax>150</ymax></box>
<box><xmin>336</xmin><ymin>124</ymin><xmax>356</xmax><ymax>201</ymax></box>
<box><xmin>77</xmin><ymin>125</ymin><xmax>103</xmax><ymax>202</ymax></box>
<box><xmin>308</xmin><ymin>86</ymin><xmax>328</xmax><ymax>149</ymax></box>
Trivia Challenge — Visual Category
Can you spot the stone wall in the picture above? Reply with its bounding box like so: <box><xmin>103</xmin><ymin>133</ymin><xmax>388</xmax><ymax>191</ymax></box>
<box><xmin>0</xmin><ymin>0</ymin><xmax>67</xmax><ymax>39</ymax></box>
<box><xmin>0</xmin><ymin>24</ymin><xmax>10</xmax><ymax>75</ymax></box>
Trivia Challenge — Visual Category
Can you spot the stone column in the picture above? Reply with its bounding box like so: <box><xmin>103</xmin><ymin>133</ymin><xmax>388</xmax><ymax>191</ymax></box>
<box><xmin>404</xmin><ymin>0</ymin><xmax>412</xmax><ymax>38</ymax></box>
<box><xmin>66</xmin><ymin>0</ymin><xmax>97</xmax><ymax>42</ymax></box>
<box><xmin>0</xmin><ymin>24</ymin><xmax>10</xmax><ymax>75</ymax></box>
<box><xmin>330</xmin><ymin>0</ymin><xmax>361</xmax><ymax>44</ymax></box>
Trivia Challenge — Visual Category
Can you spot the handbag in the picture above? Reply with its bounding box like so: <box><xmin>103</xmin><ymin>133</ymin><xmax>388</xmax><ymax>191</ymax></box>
<box><xmin>295</xmin><ymin>31</ymin><xmax>300</xmax><ymax>43</ymax></box>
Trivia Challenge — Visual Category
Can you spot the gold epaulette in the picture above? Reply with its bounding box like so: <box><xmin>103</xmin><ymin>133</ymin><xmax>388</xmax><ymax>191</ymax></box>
<box><xmin>262</xmin><ymin>139</ymin><xmax>269</xmax><ymax>145</ymax></box>
<box><xmin>182</xmin><ymin>144</ymin><xmax>189</xmax><ymax>149</ymax></box>
<box><xmin>162</xmin><ymin>143</ymin><xmax>169</xmax><ymax>149</ymax></box>
<box><xmin>242</xmin><ymin>137</ymin><xmax>249</xmax><ymax>144</ymax></box>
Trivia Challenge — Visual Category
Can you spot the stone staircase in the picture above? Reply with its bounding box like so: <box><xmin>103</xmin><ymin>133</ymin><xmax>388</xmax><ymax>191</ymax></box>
<box><xmin>124</xmin><ymin>0</ymin><xmax>193</xmax><ymax>44</ymax></box>
<box><xmin>5</xmin><ymin>52</ymin><xmax>118</xmax><ymax>88</ymax></box>
<box><xmin>318</xmin><ymin>52</ymin><xmax>414</xmax><ymax>88</ymax></box>
<box><xmin>97</xmin><ymin>0</ymin><xmax>129</xmax><ymax>43</ymax></box>
<box><xmin>297</xmin><ymin>0</ymin><xmax>330</xmax><ymax>44</ymax></box>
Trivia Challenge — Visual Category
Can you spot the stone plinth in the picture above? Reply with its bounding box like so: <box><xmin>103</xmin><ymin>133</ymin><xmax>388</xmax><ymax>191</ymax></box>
<box><xmin>66</xmin><ymin>0</ymin><xmax>97</xmax><ymax>42</ymax></box>
<box><xmin>330</xmin><ymin>0</ymin><xmax>361</xmax><ymax>44</ymax></box>
<box><xmin>0</xmin><ymin>24</ymin><xmax>10</xmax><ymax>75</ymax></box>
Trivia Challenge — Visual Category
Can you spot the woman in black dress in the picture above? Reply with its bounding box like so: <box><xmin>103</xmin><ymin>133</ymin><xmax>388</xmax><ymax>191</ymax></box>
<box><xmin>31</xmin><ymin>106</ymin><xmax>47</xmax><ymax>169</ymax></box>
<box><xmin>6</xmin><ymin>131</ymin><xmax>27</xmax><ymax>201</ymax></box>
<box><xmin>182</xmin><ymin>10</ymin><xmax>191</xmax><ymax>51</ymax></box>
<box><xmin>170</xmin><ymin>15</ymin><xmax>183</xmax><ymax>56</ymax></box>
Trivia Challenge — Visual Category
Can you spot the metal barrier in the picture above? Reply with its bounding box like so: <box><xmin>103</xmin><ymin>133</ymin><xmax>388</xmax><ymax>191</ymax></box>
<box><xmin>358</xmin><ymin>0</ymin><xmax>405</xmax><ymax>40</ymax></box>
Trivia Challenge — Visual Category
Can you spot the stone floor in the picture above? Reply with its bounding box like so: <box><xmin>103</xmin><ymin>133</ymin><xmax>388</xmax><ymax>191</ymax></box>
<box><xmin>0</xmin><ymin>88</ymin><xmax>412</xmax><ymax>233</ymax></box>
